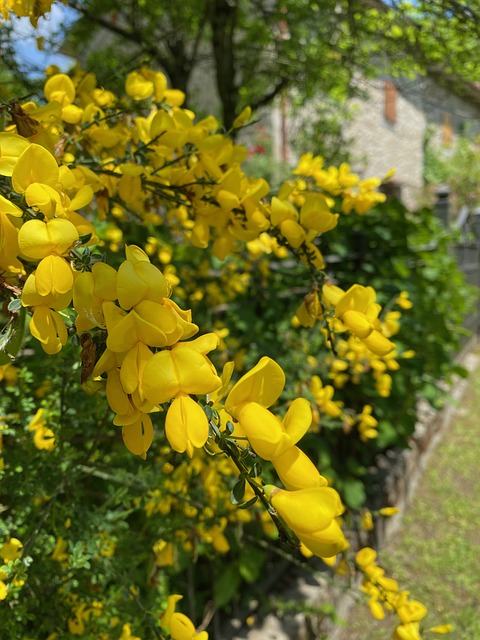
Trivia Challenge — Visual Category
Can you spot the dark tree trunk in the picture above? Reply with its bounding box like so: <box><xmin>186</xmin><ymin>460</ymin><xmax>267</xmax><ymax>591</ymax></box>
<box><xmin>209</xmin><ymin>0</ymin><xmax>239</xmax><ymax>130</ymax></box>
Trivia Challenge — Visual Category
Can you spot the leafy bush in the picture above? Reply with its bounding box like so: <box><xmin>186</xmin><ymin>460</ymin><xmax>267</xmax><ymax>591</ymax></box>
<box><xmin>0</xmin><ymin>6</ymin><xmax>474</xmax><ymax>638</ymax></box>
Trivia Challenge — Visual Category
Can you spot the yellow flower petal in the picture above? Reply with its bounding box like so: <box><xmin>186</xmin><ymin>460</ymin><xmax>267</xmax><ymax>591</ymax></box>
<box><xmin>23</xmin><ymin>272</ymin><xmax>72</xmax><ymax>311</ymax></box>
<box><xmin>106</xmin><ymin>368</ymin><xmax>134</xmax><ymax>416</ymax></box>
<box><xmin>237</xmin><ymin>402</ymin><xmax>291</xmax><ymax>460</ymax></box>
<box><xmin>429</xmin><ymin>624</ymin><xmax>453</xmax><ymax>634</ymax></box>
<box><xmin>225</xmin><ymin>356</ymin><xmax>285</xmax><ymax>416</ymax></box>
<box><xmin>0</xmin><ymin>193</ymin><xmax>23</xmax><ymax>216</ymax></box>
<box><xmin>393</xmin><ymin>622</ymin><xmax>422</xmax><ymax>640</ymax></box>
<box><xmin>142</xmin><ymin>346</ymin><xmax>221</xmax><ymax>405</ymax></box>
<box><xmin>270</xmin><ymin>486</ymin><xmax>343</xmax><ymax>534</ymax></box>
<box><xmin>35</xmin><ymin>255</ymin><xmax>73</xmax><ymax>296</ymax></box>
<box><xmin>18</xmin><ymin>218</ymin><xmax>78</xmax><ymax>260</ymax></box>
<box><xmin>122</xmin><ymin>413</ymin><xmax>154</xmax><ymax>459</ymax></box>
<box><xmin>341</xmin><ymin>309</ymin><xmax>373</xmax><ymax>338</ymax></box>
<box><xmin>363</xmin><ymin>330</ymin><xmax>395</xmax><ymax>356</ymax></box>
<box><xmin>29</xmin><ymin>306</ymin><xmax>67</xmax><ymax>354</ymax></box>
<box><xmin>297</xmin><ymin>519</ymin><xmax>349</xmax><ymax>558</ymax></box>
<box><xmin>165</xmin><ymin>395</ymin><xmax>209</xmax><ymax>457</ymax></box>
<box><xmin>0</xmin><ymin>133</ymin><xmax>31</xmax><ymax>177</ymax></box>
<box><xmin>282</xmin><ymin>398</ymin><xmax>312</xmax><ymax>444</ymax></box>
<box><xmin>1</xmin><ymin>538</ymin><xmax>23</xmax><ymax>562</ymax></box>
<box><xmin>44</xmin><ymin>73</ymin><xmax>75</xmax><ymax>106</ymax></box>
<box><xmin>272</xmin><ymin>446</ymin><xmax>328</xmax><ymax>490</ymax></box>
<box><xmin>25</xmin><ymin>182</ymin><xmax>62</xmax><ymax>216</ymax></box>
<box><xmin>92</xmin><ymin>262</ymin><xmax>118</xmax><ymax>300</ymax></box>
<box><xmin>33</xmin><ymin>425</ymin><xmax>55</xmax><ymax>451</ymax></box>
<box><xmin>125</xmin><ymin>71</ymin><xmax>154</xmax><ymax>100</ymax></box>
<box><xmin>11</xmin><ymin>143</ymin><xmax>59</xmax><ymax>193</ymax></box>
<box><xmin>397</xmin><ymin>601</ymin><xmax>428</xmax><ymax>624</ymax></box>
<box><xmin>117</xmin><ymin>260</ymin><xmax>149</xmax><ymax>309</ymax></box>
<box><xmin>120</xmin><ymin>343</ymin><xmax>153</xmax><ymax>395</ymax></box>
<box><xmin>169</xmin><ymin>612</ymin><xmax>198</xmax><ymax>640</ymax></box>
<box><xmin>141</xmin><ymin>350</ymin><xmax>179</xmax><ymax>404</ymax></box>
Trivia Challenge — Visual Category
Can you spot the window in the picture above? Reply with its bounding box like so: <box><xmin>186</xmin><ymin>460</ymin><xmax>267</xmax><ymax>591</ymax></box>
<box><xmin>441</xmin><ymin>112</ymin><xmax>453</xmax><ymax>145</ymax></box>
<box><xmin>384</xmin><ymin>80</ymin><xmax>398</xmax><ymax>124</ymax></box>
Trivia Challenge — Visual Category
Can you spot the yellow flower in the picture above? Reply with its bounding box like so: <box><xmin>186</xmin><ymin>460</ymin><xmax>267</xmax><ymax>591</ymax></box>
<box><xmin>0</xmin><ymin>133</ymin><xmax>30</xmax><ymax>176</ymax></box>
<box><xmin>165</xmin><ymin>395</ymin><xmax>209</xmax><ymax>458</ymax></box>
<box><xmin>160</xmin><ymin>595</ymin><xmax>208</xmax><ymax>640</ymax></box>
<box><xmin>429</xmin><ymin>624</ymin><xmax>453</xmax><ymax>634</ymax></box>
<box><xmin>118</xmin><ymin>623</ymin><xmax>142</xmax><ymax>640</ymax></box>
<box><xmin>0</xmin><ymin>364</ymin><xmax>18</xmax><ymax>386</ymax></box>
<box><xmin>231</xmin><ymin>106</ymin><xmax>252</xmax><ymax>129</ymax></box>
<box><xmin>396</xmin><ymin>290</ymin><xmax>413</xmax><ymax>310</ymax></box>
<box><xmin>393</xmin><ymin>622</ymin><xmax>422</xmax><ymax>640</ymax></box>
<box><xmin>225</xmin><ymin>356</ymin><xmax>285</xmax><ymax>417</ymax></box>
<box><xmin>11</xmin><ymin>143</ymin><xmax>59</xmax><ymax>193</ymax></box>
<box><xmin>323</xmin><ymin>284</ymin><xmax>395</xmax><ymax>356</ymax></box>
<box><xmin>272</xmin><ymin>445</ymin><xmax>329</xmax><ymax>490</ymax></box>
<box><xmin>355</xmin><ymin>546</ymin><xmax>377</xmax><ymax>568</ymax></box>
<box><xmin>379</xmin><ymin>507</ymin><xmax>399</xmax><ymax>517</ymax></box>
<box><xmin>142</xmin><ymin>335</ymin><xmax>221</xmax><ymax>406</ymax></box>
<box><xmin>51</xmin><ymin>536</ymin><xmax>68</xmax><ymax>563</ymax></box>
<box><xmin>1</xmin><ymin>538</ymin><xmax>23</xmax><ymax>562</ymax></box>
<box><xmin>122</xmin><ymin>413</ymin><xmax>154</xmax><ymax>460</ymax></box>
<box><xmin>357</xmin><ymin>405</ymin><xmax>378</xmax><ymax>442</ymax></box>
<box><xmin>299</xmin><ymin>193</ymin><xmax>338</xmax><ymax>234</ymax></box>
<box><xmin>28</xmin><ymin>408</ymin><xmax>55</xmax><ymax>450</ymax></box>
<box><xmin>397</xmin><ymin>600</ymin><xmax>428</xmax><ymax>624</ymax></box>
<box><xmin>361</xmin><ymin>511</ymin><xmax>374</xmax><ymax>531</ymax></box>
<box><xmin>18</xmin><ymin>218</ymin><xmax>79</xmax><ymax>262</ymax></box>
<box><xmin>29</xmin><ymin>306</ymin><xmax>68</xmax><ymax>354</ymax></box>
<box><xmin>117</xmin><ymin>246</ymin><xmax>170</xmax><ymax>309</ymax></box>
<box><xmin>368</xmin><ymin>598</ymin><xmax>385</xmax><ymax>620</ymax></box>
<box><xmin>153</xmin><ymin>540</ymin><xmax>176</xmax><ymax>567</ymax></box>
<box><xmin>33</xmin><ymin>425</ymin><xmax>55</xmax><ymax>451</ymax></box>
<box><xmin>265</xmin><ymin>485</ymin><xmax>348</xmax><ymax>558</ymax></box>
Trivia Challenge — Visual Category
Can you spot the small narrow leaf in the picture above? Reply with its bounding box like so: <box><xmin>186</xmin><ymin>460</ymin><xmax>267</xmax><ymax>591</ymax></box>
<box><xmin>7</xmin><ymin>298</ymin><xmax>22</xmax><ymax>311</ymax></box>
<box><xmin>238</xmin><ymin>496</ymin><xmax>258</xmax><ymax>510</ymax></box>
<box><xmin>230</xmin><ymin>478</ymin><xmax>246</xmax><ymax>505</ymax></box>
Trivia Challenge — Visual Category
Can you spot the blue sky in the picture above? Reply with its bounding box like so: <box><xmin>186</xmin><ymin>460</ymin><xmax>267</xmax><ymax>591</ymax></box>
<box><xmin>11</xmin><ymin>3</ymin><xmax>77</xmax><ymax>77</ymax></box>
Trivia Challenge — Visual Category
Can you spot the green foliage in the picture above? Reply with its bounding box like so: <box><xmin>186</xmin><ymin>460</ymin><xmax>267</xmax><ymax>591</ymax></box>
<box><xmin>424</xmin><ymin>133</ymin><xmax>480</xmax><ymax>207</ymax></box>
<box><xmin>192</xmin><ymin>196</ymin><xmax>477</xmax><ymax>510</ymax></box>
<box><xmin>63</xmin><ymin>0</ymin><xmax>480</xmax><ymax>130</ymax></box>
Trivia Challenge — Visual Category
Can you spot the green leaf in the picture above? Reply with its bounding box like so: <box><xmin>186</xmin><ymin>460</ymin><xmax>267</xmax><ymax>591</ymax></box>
<box><xmin>342</xmin><ymin>478</ymin><xmax>366</xmax><ymax>509</ymax></box>
<box><xmin>7</xmin><ymin>298</ymin><xmax>22</xmax><ymax>312</ymax></box>
<box><xmin>376</xmin><ymin>420</ymin><xmax>399</xmax><ymax>448</ymax></box>
<box><xmin>237</xmin><ymin>496</ymin><xmax>258</xmax><ymax>510</ymax></box>
<box><xmin>0</xmin><ymin>307</ymin><xmax>26</xmax><ymax>364</ymax></box>
<box><xmin>230</xmin><ymin>478</ymin><xmax>246</xmax><ymax>505</ymax></box>
<box><xmin>449</xmin><ymin>365</ymin><xmax>469</xmax><ymax>379</ymax></box>
<box><xmin>238</xmin><ymin>548</ymin><xmax>265</xmax><ymax>583</ymax></box>
<box><xmin>203</xmin><ymin>404</ymin><xmax>213</xmax><ymax>420</ymax></box>
<box><xmin>79</xmin><ymin>233</ymin><xmax>92</xmax><ymax>244</ymax></box>
<box><xmin>214</xmin><ymin>565</ymin><xmax>241</xmax><ymax>607</ymax></box>
<box><xmin>249</xmin><ymin>462</ymin><xmax>263</xmax><ymax>478</ymax></box>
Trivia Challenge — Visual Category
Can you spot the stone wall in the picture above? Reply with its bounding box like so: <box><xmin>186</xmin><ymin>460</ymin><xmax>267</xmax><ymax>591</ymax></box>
<box><xmin>344</xmin><ymin>75</ymin><xmax>480</xmax><ymax>211</ymax></box>
<box><xmin>345</xmin><ymin>77</ymin><xmax>426</xmax><ymax>210</ymax></box>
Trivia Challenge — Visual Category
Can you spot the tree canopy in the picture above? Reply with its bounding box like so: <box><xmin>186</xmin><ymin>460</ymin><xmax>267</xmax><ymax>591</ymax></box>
<box><xmin>47</xmin><ymin>0</ymin><xmax>480</xmax><ymax>129</ymax></box>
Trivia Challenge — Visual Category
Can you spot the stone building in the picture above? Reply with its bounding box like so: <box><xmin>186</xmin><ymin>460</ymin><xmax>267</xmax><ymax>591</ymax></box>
<box><xmin>344</xmin><ymin>73</ymin><xmax>480</xmax><ymax>209</ymax></box>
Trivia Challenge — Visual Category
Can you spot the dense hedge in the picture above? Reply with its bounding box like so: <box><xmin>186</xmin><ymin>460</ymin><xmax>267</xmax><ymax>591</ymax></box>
<box><xmin>0</xmin><ymin>5</ymin><xmax>475</xmax><ymax>638</ymax></box>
